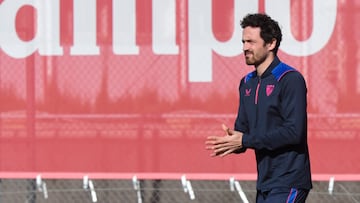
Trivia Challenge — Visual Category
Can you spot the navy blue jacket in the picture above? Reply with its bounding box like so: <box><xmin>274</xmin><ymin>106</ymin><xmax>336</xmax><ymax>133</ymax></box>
<box><xmin>234</xmin><ymin>57</ymin><xmax>312</xmax><ymax>191</ymax></box>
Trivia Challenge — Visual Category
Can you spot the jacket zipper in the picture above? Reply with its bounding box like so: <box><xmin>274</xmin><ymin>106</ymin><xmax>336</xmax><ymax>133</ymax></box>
<box><xmin>255</xmin><ymin>78</ymin><xmax>260</xmax><ymax>104</ymax></box>
<box><xmin>255</xmin><ymin>77</ymin><xmax>261</xmax><ymax>127</ymax></box>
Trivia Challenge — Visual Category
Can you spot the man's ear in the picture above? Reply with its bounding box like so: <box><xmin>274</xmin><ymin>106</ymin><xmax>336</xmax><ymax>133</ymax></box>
<box><xmin>267</xmin><ymin>38</ymin><xmax>277</xmax><ymax>51</ymax></box>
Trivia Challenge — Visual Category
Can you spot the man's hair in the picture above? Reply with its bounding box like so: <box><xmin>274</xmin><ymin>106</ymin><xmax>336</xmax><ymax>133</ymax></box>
<box><xmin>240</xmin><ymin>13</ymin><xmax>282</xmax><ymax>54</ymax></box>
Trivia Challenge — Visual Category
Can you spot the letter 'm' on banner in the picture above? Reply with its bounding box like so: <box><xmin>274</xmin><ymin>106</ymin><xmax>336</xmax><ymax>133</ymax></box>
<box><xmin>152</xmin><ymin>0</ymin><xmax>179</xmax><ymax>54</ymax></box>
<box><xmin>71</xmin><ymin>0</ymin><xmax>99</xmax><ymax>55</ymax></box>
<box><xmin>113</xmin><ymin>0</ymin><xmax>139</xmax><ymax>54</ymax></box>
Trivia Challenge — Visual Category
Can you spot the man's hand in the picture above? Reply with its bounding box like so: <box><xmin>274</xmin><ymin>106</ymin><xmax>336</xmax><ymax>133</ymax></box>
<box><xmin>205</xmin><ymin>124</ymin><xmax>243</xmax><ymax>157</ymax></box>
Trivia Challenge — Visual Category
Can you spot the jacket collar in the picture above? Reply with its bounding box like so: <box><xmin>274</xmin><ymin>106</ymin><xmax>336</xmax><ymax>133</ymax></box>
<box><xmin>258</xmin><ymin>56</ymin><xmax>281</xmax><ymax>79</ymax></box>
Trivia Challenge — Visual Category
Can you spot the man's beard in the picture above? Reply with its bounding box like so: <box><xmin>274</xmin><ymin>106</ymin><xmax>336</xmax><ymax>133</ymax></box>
<box><xmin>245</xmin><ymin>57</ymin><xmax>255</xmax><ymax>65</ymax></box>
<box><xmin>244</xmin><ymin>51</ymin><xmax>255</xmax><ymax>65</ymax></box>
<box><xmin>244</xmin><ymin>52</ymin><xmax>267</xmax><ymax>67</ymax></box>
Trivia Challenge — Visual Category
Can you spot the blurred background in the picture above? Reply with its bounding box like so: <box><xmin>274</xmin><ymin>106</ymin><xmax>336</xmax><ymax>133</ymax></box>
<box><xmin>0</xmin><ymin>0</ymin><xmax>359</xmax><ymax>202</ymax></box>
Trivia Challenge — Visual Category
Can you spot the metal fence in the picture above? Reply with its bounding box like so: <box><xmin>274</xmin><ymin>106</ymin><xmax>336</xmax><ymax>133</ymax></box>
<box><xmin>0</xmin><ymin>176</ymin><xmax>359</xmax><ymax>203</ymax></box>
<box><xmin>1</xmin><ymin>1</ymin><xmax>360</xmax><ymax>203</ymax></box>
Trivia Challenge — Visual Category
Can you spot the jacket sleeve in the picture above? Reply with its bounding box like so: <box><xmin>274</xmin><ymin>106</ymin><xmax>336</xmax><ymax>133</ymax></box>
<box><xmin>242</xmin><ymin>71</ymin><xmax>307</xmax><ymax>151</ymax></box>
<box><xmin>233</xmin><ymin>78</ymin><xmax>248</xmax><ymax>154</ymax></box>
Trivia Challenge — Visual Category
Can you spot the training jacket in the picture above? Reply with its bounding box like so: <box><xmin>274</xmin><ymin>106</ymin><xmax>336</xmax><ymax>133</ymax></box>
<box><xmin>234</xmin><ymin>57</ymin><xmax>312</xmax><ymax>192</ymax></box>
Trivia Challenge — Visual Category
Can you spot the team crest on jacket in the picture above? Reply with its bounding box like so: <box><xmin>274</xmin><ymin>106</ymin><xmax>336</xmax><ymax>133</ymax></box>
<box><xmin>266</xmin><ymin>85</ymin><xmax>275</xmax><ymax>96</ymax></box>
<box><xmin>245</xmin><ymin>89</ymin><xmax>251</xmax><ymax>96</ymax></box>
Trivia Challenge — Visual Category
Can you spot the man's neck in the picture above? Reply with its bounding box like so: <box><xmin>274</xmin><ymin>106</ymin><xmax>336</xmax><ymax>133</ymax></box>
<box><xmin>255</xmin><ymin>54</ymin><xmax>275</xmax><ymax>77</ymax></box>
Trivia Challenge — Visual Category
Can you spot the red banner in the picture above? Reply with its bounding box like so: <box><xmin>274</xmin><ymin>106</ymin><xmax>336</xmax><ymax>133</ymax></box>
<box><xmin>0</xmin><ymin>0</ymin><xmax>359</xmax><ymax>175</ymax></box>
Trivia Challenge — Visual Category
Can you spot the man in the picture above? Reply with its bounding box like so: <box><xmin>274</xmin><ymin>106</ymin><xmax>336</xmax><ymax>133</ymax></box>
<box><xmin>205</xmin><ymin>13</ymin><xmax>312</xmax><ymax>203</ymax></box>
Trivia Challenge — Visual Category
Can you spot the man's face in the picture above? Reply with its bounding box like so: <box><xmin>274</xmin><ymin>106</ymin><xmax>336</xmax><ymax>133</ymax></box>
<box><xmin>242</xmin><ymin>26</ymin><xmax>270</xmax><ymax>66</ymax></box>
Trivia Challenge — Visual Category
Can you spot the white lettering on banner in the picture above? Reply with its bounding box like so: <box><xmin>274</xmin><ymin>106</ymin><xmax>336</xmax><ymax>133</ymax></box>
<box><xmin>266</xmin><ymin>0</ymin><xmax>337</xmax><ymax>56</ymax></box>
<box><xmin>113</xmin><ymin>0</ymin><xmax>139</xmax><ymax>54</ymax></box>
<box><xmin>71</xmin><ymin>0</ymin><xmax>99</xmax><ymax>55</ymax></box>
<box><xmin>0</xmin><ymin>0</ymin><xmax>62</xmax><ymax>58</ymax></box>
<box><xmin>152</xmin><ymin>0</ymin><xmax>178</xmax><ymax>54</ymax></box>
<box><xmin>0</xmin><ymin>0</ymin><xmax>337</xmax><ymax>81</ymax></box>
<box><xmin>188</xmin><ymin>0</ymin><xmax>257</xmax><ymax>82</ymax></box>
